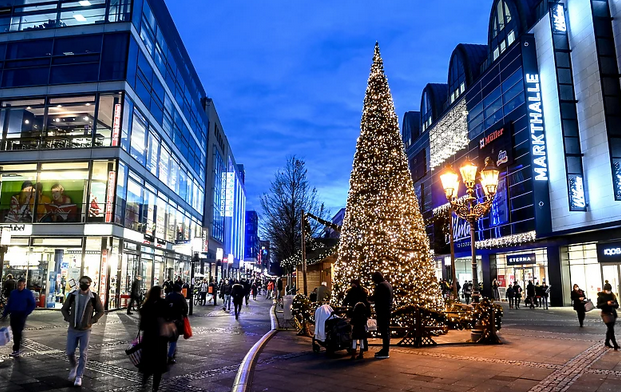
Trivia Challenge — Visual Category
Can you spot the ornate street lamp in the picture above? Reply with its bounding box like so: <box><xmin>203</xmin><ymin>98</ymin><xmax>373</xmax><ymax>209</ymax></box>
<box><xmin>440</xmin><ymin>157</ymin><xmax>500</xmax><ymax>303</ymax></box>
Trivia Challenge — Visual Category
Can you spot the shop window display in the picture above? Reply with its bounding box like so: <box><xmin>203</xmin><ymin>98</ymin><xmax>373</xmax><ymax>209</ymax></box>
<box><xmin>125</xmin><ymin>176</ymin><xmax>144</xmax><ymax>232</ymax></box>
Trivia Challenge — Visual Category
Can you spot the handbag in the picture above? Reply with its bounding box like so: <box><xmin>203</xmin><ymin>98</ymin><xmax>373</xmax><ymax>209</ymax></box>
<box><xmin>125</xmin><ymin>331</ymin><xmax>142</xmax><ymax>367</ymax></box>
<box><xmin>366</xmin><ymin>318</ymin><xmax>378</xmax><ymax>332</ymax></box>
<box><xmin>0</xmin><ymin>327</ymin><xmax>12</xmax><ymax>347</ymax></box>
<box><xmin>602</xmin><ymin>312</ymin><xmax>616</xmax><ymax>324</ymax></box>
<box><xmin>159</xmin><ymin>318</ymin><xmax>177</xmax><ymax>339</ymax></box>
<box><xmin>584</xmin><ymin>299</ymin><xmax>595</xmax><ymax>312</ymax></box>
<box><xmin>183</xmin><ymin>316</ymin><xmax>193</xmax><ymax>339</ymax></box>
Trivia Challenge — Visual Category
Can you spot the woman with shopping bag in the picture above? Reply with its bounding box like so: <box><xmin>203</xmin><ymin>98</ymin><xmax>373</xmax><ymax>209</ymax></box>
<box><xmin>597</xmin><ymin>281</ymin><xmax>619</xmax><ymax>350</ymax></box>
<box><xmin>139</xmin><ymin>286</ymin><xmax>169</xmax><ymax>392</ymax></box>
<box><xmin>571</xmin><ymin>284</ymin><xmax>587</xmax><ymax>327</ymax></box>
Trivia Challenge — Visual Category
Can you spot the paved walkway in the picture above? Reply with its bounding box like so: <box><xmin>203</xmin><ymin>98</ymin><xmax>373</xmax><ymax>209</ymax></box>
<box><xmin>251</xmin><ymin>305</ymin><xmax>621</xmax><ymax>392</ymax></box>
<box><xmin>0</xmin><ymin>296</ymin><xmax>274</xmax><ymax>392</ymax></box>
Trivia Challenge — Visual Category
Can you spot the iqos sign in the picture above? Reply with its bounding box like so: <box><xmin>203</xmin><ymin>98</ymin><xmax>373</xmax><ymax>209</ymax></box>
<box><xmin>597</xmin><ymin>242</ymin><xmax>621</xmax><ymax>262</ymax></box>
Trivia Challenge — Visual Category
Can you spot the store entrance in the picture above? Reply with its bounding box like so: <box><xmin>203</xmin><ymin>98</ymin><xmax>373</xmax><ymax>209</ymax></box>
<box><xmin>514</xmin><ymin>267</ymin><xmax>534</xmax><ymax>290</ymax></box>
<box><xmin>602</xmin><ymin>264</ymin><xmax>621</xmax><ymax>297</ymax></box>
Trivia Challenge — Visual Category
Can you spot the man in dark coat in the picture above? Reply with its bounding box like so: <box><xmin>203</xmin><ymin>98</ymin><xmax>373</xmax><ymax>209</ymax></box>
<box><xmin>166</xmin><ymin>284</ymin><xmax>188</xmax><ymax>364</ymax></box>
<box><xmin>127</xmin><ymin>276</ymin><xmax>142</xmax><ymax>315</ymax></box>
<box><xmin>1</xmin><ymin>278</ymin><xmax>35</xmax><ymax>357</ymax></box>
<box><xmin>3</xmin><ymin>274</ymin><xmax>16</xmax><ymax>299</ymax></box>
<box><xmin>242</xmin><ymin>279</ymin><xmax>251</xmax><ymax>306</ymax></box>
<box><xmin>526</xmin><ymin>281</ymin><xmax>536</xmax><ymax>309</ymax></box>
<box><xmin>344</xmin><ymin>279</ymin><xmax>370</xmax><ymax>351</ymax></box>
<box><xmin>231</xmin><ymin>280</ymin><xmax>245</xmax><ymax>320</ymax></box>
<box><xmin>370</xmin><ymin>271</ymin><xmax>392</xmax><ymax>359</ymax></box>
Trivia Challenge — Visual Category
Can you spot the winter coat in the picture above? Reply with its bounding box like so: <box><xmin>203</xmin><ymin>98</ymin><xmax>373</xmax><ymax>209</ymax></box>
<box><xmin>597</xmin><ymin>291</ymin><xmax>619</xmax><ymax>318</ymax></box>
<box><xmin>231</xmin><ymin>283</ymin><xmax>245</xmax><ymax>304</ymax></box>
<box><xmin>506</xmin><ymin>286</ymin><xmax>515</xmax><ymax>299</ymax></box>
<box><xmin>2</xmin><ymin>278</ymin><xmax>16</xmax><ymax>298</ymax></box>
<box><xmin>371</xmin><ymin>280</ymin><xmax>393</xmax><ymax>324</ymax></box>
<box><xmin>61</xmin><ymin>290</ymin><xmax>104</xmax><ymax>330</ymax></box>
<box><xmin>130</xmin><ymin>279</ymin><xmax>141</xmax><ymax>298</ymax></box>
<box><xmin>571</xmin><ymin>289</ymin><xmax>586</xmax><ymax>311</ymax></box>
<box><xmin>2</xmin><ymin>288</ymin><xmax>35</xmax><ymax>317</ymax></box>
<box><xmin>139</xmin><ymin>299</ymin><xmax>169</xmax><ymax>375</ymax></box>
<box><xmin>351</xmin><ymin>302</ymin><xmax>368</xmax><ymax>340</ymax></box>
<box><xmin>527</xmin><ymin>283</ymin><xmax>535</xmax><ymax>297</ymax></box>
<box><xmin>344</xmin><ymin>286</ymin><xmax>371</xmax><ymax>317</ymax></box>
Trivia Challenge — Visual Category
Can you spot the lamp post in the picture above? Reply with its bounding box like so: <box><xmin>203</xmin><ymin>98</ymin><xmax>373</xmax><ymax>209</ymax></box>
<box><xmin>440</xmin><ymin>157</ymin><xmax>500</xmax><ymax>303</ymax></box>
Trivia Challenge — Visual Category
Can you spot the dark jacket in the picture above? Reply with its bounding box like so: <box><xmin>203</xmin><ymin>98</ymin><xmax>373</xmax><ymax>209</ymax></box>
<box><xmin>371</xmin><ymin>280</ymin><xmax>393</xmax><ymax>321</ymax></box>
<box><xmin>344</xmin><ymin>285</ymin><xmax>370</xmax><ymax>317</ymax></box>
<box><xmin>527</xmin><ymin>283</ymin><xmax>535</xmax><ymax>297</ymax></box>
<box><xmin>2</xmin><ymin>288</ymin><xmax>35</xmax><ymax>317</ymax></box>
<box><xmin>571</xmin><ymin>289</ymin><xmax>586</xmax><ymax>311</ymax></box>
<box><xmin>130</xmin><ymin>279</ymin><xmax>141</xmax><ymax>298</ymax></box>
<box><xmin>506</xmin><ymin>286</ymin><xmax>514</xmax><ymax>299</ymax></box>
<box><xmin>597</xmin><ymin>291</ymin><xmax>619</xmax><ymax>317</ymax></box>
<box><xmin>2</xmin><ymin>278</ymin><xmax>16</xmax><ymax>298</ymax></box>
<box><xmin>166</xmin><ymin>291</ymin><xmax>188</xmax><ymax>323</ymax></box>
<box><xmin>223</xmin><ymin>282</ymin><xmax>232</xmax><ymax>296</ymax></box>
<box><xmin>231</xmin><ymin>283</ymin><xmax>245</xmax><ymax>303</ymax></box>
<box><xmin>350</xmin><ymin>302</ymin><xmax>368</xmax><ymax>340</ymax></box>
<box><xmin>61</xmin><ymin>290</ymin><xmax>104</xmax><ymax>330</ymax></box>
<box><xmin>139</xmin><ymin>299</ymin><xmax>169</xmax><ymax>374</ymax></box>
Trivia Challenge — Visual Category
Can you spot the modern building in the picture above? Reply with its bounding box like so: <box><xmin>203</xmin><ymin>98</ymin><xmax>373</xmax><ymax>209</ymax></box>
<box><xmin>259</xmin><ymin>239</ymin><xmax>270</xmax><ymax>273</ymax></box>
<box><xmin>324</xmin><ymin>207</ymin><xmax>345</xmax><ymax>239</ymax></box>
<box><xmin>0</xmin><ymin>0</ymin><xmax>247</xmax><ymax>310</ymax></box>
<box><xmin>244</xmin><ymin>210</ymin><xmax>259</xmax><ymax>274</ymax></box>
<box><xmin>404</xmin><ymin>0</ymin><xmax>621</xmax><ymax>306</ymax></box>
<box><xmin>202</xmin><ymin>98</ymin><xmax>246</xmax><ymax>281</ymax></box>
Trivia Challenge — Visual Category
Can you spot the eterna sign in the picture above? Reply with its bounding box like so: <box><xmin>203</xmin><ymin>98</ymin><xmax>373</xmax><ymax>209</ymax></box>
<box><xmin>526</xmin><ymin>73</ymin><xmax>549</xmax><ymax>182</ymax></box>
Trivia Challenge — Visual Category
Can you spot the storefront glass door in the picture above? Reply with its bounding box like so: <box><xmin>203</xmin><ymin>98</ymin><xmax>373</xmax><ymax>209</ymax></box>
<box><xmin>602</xmin><ymin>264</ymin><xmax>621</xmax><ymax>297</ymax></box>
<box><xmin>514</xmin><ymin>267</ymin><xmax>534</xmax><ymax>290</ymax></box>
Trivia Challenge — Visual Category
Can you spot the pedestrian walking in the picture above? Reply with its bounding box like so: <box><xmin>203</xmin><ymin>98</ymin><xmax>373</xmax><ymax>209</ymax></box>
<box><xmin>598</xmin><ymin>281</ymin><xmax>619</xmax><ymax>350</ymax></box>
<box><xmin>209</xmin><ymin>279</ymin><xmax>217</xmax><ymax>306</ymax></box>
<box><xmin>222</xmin><ymin>279</ymin><xmax>232</xmax><ymax>311</ymax></box>
<box><xmin>139</xmin><ymin>286</ymin><xmax>169</xmax><ymax>392</ymax></box>
<box><xmin>535</xmin><ymin>281</ymin><xmax>543</xmax><ymax>308</ymax></box>
<box><xmin>370</xmin><ymin>271</ymin><xmax>392</xmax><ymax>359</ymax></box>
<box><xmin>199</xmin><ymin>280</ymin><xmax>208</xmax><ymax>306</ymax></box>
<box><xmin>541</xmin><ymin>280</ymin><xmax>550</xmax><ymax>310</ymax></box>
<box><xmin>492</xmin><ymin>279</ymin><xmax>500</xmax><ymax>301</ymax></box>
<box><xmin>266</xmin><ymin>280</ymin><xmax>274</xmax><ymax>300</ymax></box>
<box><xmin>1</xmin><ymin>278</ymin><xmax>35</xmax><ymax>357</ymax></box>
<box><xmin>350</xmin><ymin>301</ymin><xmax>368</xmax><ymax>360</ymax></box>
<box><xmin>2</xmin><ymin>274</ymin><xmax>17</xmax><ymax>300</ymax></box>
<box><xmin>251</xmin><ymin>280</ymin><xmax>258</xmax><ymax>300</ymax></box>
<box><xmin>463</xmin><ymin>281</ymin><xmax>472</xmax><ymax>304</ymax></box>
<box><xmin>127</xmin><ymin>276</ymin><xmax>142</xmax><ymax>315</ymax></box>
<box><xmin>277</xmin><ymin>277</ymin><xmax>283</xmax><ymax>302</ymax></box>
<box><xmin>506</xmin><ymin>284</ymin><xmax>515</xmax><ymax>309</ymax></box>
<box><xmin>61</xmin><ymin>276</ymin><xmax>104</xmax><ymax>387</ymax></box>
<box><xmin>513</xmin><ymin>282</ymin><xmax>522</xmax><ymax>309</ymax></box>
<box><xmin>526</xmin><ymin>281</ymin><xmax>535</xmax><ymax>309</ymax></box>
<box><xmin>231</xmin><ymin>280</ymin><xmax>245</xmax><ymax>320</ymax></box>
<box><xmin>243</xmin><ymin>279</ymin><xmax>251</xmax><ymax>306</ymax></box>
<box><xmin>166</xmin><ymin>284</ymin><xmax>188</xmax><ymax>364</ymax></box>
<box><xmin>571</xmin><ymin>284</ymin><xmax>587</xmax><ymax>327</ymax></box>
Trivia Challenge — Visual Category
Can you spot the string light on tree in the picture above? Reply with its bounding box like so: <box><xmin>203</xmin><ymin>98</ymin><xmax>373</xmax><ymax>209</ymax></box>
<box><xmin>332</xmin><ymin>43</ymin><xmax>443</xmax><ymax>311</ymax></box>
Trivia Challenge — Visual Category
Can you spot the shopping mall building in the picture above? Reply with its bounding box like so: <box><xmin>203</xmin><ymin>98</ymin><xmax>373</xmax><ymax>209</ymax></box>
<box><xmin>403</xmin><ymin>0</ymin><xmax>621</xmax><ymax>306</ymax></box>
<box><xmin>0</xmin><ymin>0</ymin><xmax>247</xmax><ymax>309</ymax></box>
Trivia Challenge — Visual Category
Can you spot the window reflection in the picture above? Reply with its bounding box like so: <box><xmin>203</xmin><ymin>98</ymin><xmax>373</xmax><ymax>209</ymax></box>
<box><xmin>96</xmin><ymin>93</ymin><xmax>122</xmax><ymax>147</ymax></box>
<box><xmin>1</xmin><ymin>99</ymin><xmax>45</xmax><ymax>150</ymax></box>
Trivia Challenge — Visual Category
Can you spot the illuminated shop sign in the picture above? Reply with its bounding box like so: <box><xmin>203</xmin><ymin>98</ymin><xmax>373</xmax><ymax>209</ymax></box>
<box><xmin>111</xmin><ymin>103</ymin><xmax>121</xmax><ymax>147</ymax></box>
<box><xmin>506</xmin><ymin>253</ymin><xmax>537</xmax><ymax>266</ymax></box>
<box><xmin>224</xmin><ymin>172</ymin><xmax>235</xmax><ymax>217</ymax></box>
<box><xmin>526</xmin><ymin>73</ymin><xmax>548</xmax><ymax>181</ymax></box>
<box><xmin>479</xmin><ymin>127</ymin><xmax>504</xmax><ymax>149</ymax></box>
<box><xmin>105</xmin><ymin>171</ymin><xmax>116</xmax><ymax>223</ymax></box>
<box><xmin>597</xmin><ymin>242</ymin><xmax>621</xmax><ymax>263</ymax></box>
<box><xmin>568</xmin><ymin>175</ymin><xmax>586</xmax><ymax>210</ymax></box>
<box><xmin>552</xmin><ymin>4</ymin><xmax>567</xmax><ymax>33</ymax></box>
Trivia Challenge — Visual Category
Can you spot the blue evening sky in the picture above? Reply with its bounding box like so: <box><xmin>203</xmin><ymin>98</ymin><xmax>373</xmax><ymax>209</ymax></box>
<box><xmin>166</xmin><ymin>1</ymin><xmax>492</xmax><ymax>216</ymax></box>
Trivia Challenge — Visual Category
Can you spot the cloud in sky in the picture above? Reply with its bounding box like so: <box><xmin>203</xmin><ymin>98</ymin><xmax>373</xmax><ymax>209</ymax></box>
<box><xmin>166</xmin><ymin>0</ymin><xmax>491</xmax><ymax>216</ymax></box>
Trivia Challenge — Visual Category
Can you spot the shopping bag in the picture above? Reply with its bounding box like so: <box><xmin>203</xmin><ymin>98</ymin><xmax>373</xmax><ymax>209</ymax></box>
<box><xmin>584</xmin><ymin>299</ymin><xmax>595</xmax><ymax>312</ymax></box>
<box><xmin>366</xmin><ymin>318</ymin><xmax>378</xmax><ymax>332</ymax></box>
<box><xmin>0</xmin><ymin>327</ymin><xmax>12</xmax><ymax>347</ymax></box>
<box><xmin>183</xmin><ymin>317</ymin><xmax>193</xmax><ymax>339</ymax></box>
<box><xmin>125</xmin><ymin>332</ymin><xmax>142</xmax><ymax>367</ymax></box>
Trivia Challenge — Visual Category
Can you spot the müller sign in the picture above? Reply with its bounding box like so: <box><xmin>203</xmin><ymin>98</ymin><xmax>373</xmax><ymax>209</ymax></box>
<box><xmin>526</xmin><ymin>73</ymin><xmax>549</xmax><ymax>181</ymax></box>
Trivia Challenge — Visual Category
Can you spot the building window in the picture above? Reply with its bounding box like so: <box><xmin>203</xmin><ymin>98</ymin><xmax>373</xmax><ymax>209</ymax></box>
<box><xmin>130</xmin><ymin>109</ymin><xmax>147</xmax><ymax>165</ymax></box>
<box><xmin>46</xmin><ymin>95</ymin><xmax>97</xmax><ymax>149</ymax></box>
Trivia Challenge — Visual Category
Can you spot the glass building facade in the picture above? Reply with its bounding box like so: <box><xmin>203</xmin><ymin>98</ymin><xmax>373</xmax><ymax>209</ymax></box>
<box><xmin>0</xmin><ymin>0</ymin><xmax>212</xmax><ymax>310</ymax></box>
<box><xmin>404</xmin><ymin>0</ymin><xmax>621</xmax><ymax>306</ymax></box>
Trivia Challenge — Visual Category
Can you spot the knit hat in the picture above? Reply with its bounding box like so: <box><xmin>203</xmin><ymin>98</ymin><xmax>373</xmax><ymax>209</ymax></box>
<box><xmin>604</xmin><ymin>280</ymin><xmax>612</xmax><ymax>291</ymax></box>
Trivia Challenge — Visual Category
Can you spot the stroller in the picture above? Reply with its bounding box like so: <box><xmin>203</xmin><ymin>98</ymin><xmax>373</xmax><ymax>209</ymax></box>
<box><xmin>312</xmin><ymin>305</ymin><xmax>352</xmax><ymax>355</ymax></box>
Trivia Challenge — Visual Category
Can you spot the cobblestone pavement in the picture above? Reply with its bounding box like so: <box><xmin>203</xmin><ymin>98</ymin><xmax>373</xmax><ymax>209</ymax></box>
<box><xmin>0</xmin><ymin>296</ymin><xmax>274</xmax><ymax>392</ymax></box>
<box><xmin>251</xmin><ymin>305</ymin><xmax>621</xmax><ymax>392</ymax></box>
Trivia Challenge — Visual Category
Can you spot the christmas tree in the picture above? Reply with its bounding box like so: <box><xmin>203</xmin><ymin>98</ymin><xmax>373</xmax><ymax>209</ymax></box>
<box><xmin>333</xmin><ymin>43</ymin><xmax>443</xmax><ymax>311</ymax></box>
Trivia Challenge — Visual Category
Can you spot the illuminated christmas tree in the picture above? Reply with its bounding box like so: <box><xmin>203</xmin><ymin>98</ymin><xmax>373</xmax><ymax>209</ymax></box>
<box><xmin>333</xmin><ymin>43</ymin><xmax>443</xmax><ymax>311</ymax></box>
